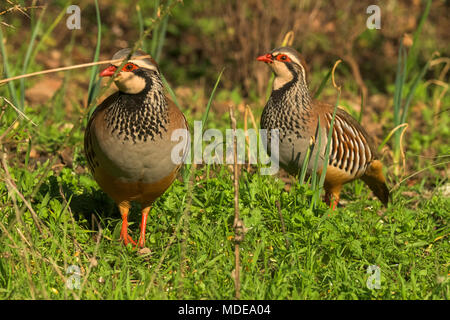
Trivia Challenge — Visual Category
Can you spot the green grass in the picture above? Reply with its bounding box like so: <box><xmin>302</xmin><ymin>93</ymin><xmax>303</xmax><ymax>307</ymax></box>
<box><xmin>0</xmin><ymin>1</ymin><xmax>449</xmax><ymax>300</ymax></box>
<box><xmin>0</xmin><ymin>95</ymin><xmax>448</xmax><ymax>299</ymax></box>
<box><xmin>0</xmin><ymin>153</ymin><xmax>448</xmax><ymax>299</ymax></box>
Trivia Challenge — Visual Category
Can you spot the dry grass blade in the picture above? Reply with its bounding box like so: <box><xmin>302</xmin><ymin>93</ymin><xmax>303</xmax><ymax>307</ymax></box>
<box><xmin>390</xmin><ymin>160</ymin><xmax>450</xmax><ymax>192</ymax></box>
<box><xmin>1</xmin><ymin>151</ymin><xmax>45</xmax><ymax>234</ymax></box>
<box><xmin>246</xmin><ymin>105</ymin><xmax>258</xmax><ymax>131</ymax></box>
<box><xmin>0</xmin><ymin>118</ymin><xmax>18</xmax><ymax>142</ymax></box>
<box><xmin>1</xmin><ymin>96</ymin><xmax>37</xmax><ymax>126</ymax></box>
<box><xmin>0</xmin><ymin>209</ymin><xmax>78</xmax><ymax>299</ymax></box>
<box><xmin>282</xmin><ymin>31</ymin><xmax>295</xmax><ymax>46</ymax></box>
<box><xmin>0</xmin><ymin>222</ymin><xmax>35</xmax><ymax>298</ymax></box>
<box><xmin>379</xmin><ymin>123</ymin><xmax>409</xmax><ymax>178</ymax></box>
<box><xmin>429</xmin><ymin>57</ymin><xmax>450</xmax><ymax>81</ymax></box>
<box><xmin>244</xmin><ymin>105</ymin><xmax>259</xmax><ymax>171</ymax></box>
<box><xmin>0</xmin><ymin>147</ymin><xmax>81</xmax><ymax>298</ymax></box>
<box><xmin>1</xmin><ymin>21</ymin><xmax>15</xmax><ymax>28</ymax></box>
<box><xmin>331</xmin><ymin>59</ymin><xmax>342</xmax><ymax>92</ymax></box>
<box><xmin>0</xmin><ymin>56</ymin><xmax>151</xmax><ymax>86</ymax></box>
<box><xmin>244</xmin><ymin>106</ymin><xmax>250</xmax><ymax>171</ymax></box>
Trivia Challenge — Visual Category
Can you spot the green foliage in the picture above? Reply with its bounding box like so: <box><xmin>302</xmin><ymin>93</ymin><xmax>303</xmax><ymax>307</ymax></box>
<box><xmin>1</xmin><ymin>151</ymin><xmax>448</xmax><ymax>299</ymax></box>
<box><xmin>0</xmin><ymin>0</ymin><xmax>448</xmax><ymax>300</ymax></box>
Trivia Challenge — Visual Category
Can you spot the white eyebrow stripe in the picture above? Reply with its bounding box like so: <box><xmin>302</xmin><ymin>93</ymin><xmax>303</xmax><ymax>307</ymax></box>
<box><xmin>272</xmin><ymin>52</ymin><xmax>300</xmax><ymax>65</ymax></box>
<box><xmin>288</xmin><ymin>55</ymin><xmax>301</xmax><ymax>66</ymax></box>
<box><xmin>130</xmin><ymin>59</ymin><xmax>157</xmax><ymax>70</ymax></box>
<box><xmin>112</xmin><ymin>59</ymin><xmax>158</xmax><ymax>71</ymax></box>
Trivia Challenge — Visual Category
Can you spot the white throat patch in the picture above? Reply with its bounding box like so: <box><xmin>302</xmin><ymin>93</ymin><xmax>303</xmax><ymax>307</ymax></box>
<box><xmin>270</xmin><ymin>51</ymin><xmax>307</xmax><ymax>90</ymax></box>
<box><xmin>272</xmin><ymin>62</ymin><xmax>293</xmax><ymax>90</ymax></box>
<box><xmin>114</xmin><ymin>72</ymin><xmax>146</xmax><ymax>94</ymax></box>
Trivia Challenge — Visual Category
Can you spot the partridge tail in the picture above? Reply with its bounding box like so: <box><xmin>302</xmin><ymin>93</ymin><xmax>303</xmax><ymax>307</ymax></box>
<box><xmin>361</xmin><ymin>160</ymin><xmax>390</xmax><ymax>206</ymax></box>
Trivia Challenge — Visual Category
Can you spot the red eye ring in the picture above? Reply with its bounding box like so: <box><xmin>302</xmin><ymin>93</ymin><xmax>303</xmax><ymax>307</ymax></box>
<box><xmin>276</xmin><ymin>54</ymin><xmax>290</xmax><ymax>62</ymax></box>
<box><xmin>122</xmin><ymin>63</ymin><xmax>138</xmax><ymax>72</ymax></box>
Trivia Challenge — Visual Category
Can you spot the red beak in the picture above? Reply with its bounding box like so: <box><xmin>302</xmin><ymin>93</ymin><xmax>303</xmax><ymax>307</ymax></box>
<box><xmin>99</xmin><ymin>65</ymin><xmax>117</xmax><ymax>77</ymax></box>
<box><xmin>256</xmin><ymin>53</ymin><xmax>273</xmax><ymax>63</ymax></box>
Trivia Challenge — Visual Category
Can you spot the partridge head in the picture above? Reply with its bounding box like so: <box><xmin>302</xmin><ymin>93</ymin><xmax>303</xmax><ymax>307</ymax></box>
<box><xmin>100</xmin><ymin>48</ymin><xmax>160</xmax><ymax>94</ymax></box>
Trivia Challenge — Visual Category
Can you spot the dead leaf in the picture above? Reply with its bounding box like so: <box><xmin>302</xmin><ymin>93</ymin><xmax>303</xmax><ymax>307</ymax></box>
<box><xmin>59</xmin><ymin>147</ymin><xmax>73</xmax><ymax>168</ymax></box>
<box><xmin>138</xmin><ymin>247</ymin><xmax>151</xmax><ymax>256</ymax></box>
<box><xmin>25</xmin><ymin>77</ymin><xmax>62</xmax><ymax>105</ymax></box>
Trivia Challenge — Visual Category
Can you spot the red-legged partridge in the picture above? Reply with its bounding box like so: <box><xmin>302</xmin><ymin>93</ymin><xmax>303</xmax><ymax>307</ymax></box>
<box><xmin>257</xmin><ymin>47</ymin><xmax>389</xmax><ymax>208</ymax></box>
<box><xmin>84</xmin><ymin>48</ymin><xmax>189</xmax><ymax>247</ymax></box>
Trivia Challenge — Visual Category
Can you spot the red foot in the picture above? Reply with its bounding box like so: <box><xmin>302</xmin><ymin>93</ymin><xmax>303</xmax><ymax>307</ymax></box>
<box><xmin>119</xmin><ymin>223</ymin><xmax>147</xmax><ymax>249</ymax></box>
<box><xmin>119</xmin><ymin>207</ymin><xmax>150</xmax><ymax>249</ymax></box>
<box><xmin>137</xmin><ymin>207</ymin><xmax>149</xmax><ymax>249</ymax></box>
<box><xmin>325</xmin><ymin>193</ymin><xmax>339</xmax><ymax>211</ymax></box>
<box><xmin>120</xmin><ymin>230</ymin><xmax>137</xmax><ymax>247</ymax></box>
<box><xmin>329</xmin><ymin>199</ymin><xmax>338</xmax><ymax>211</ymax></box>
<box><xmin>137</xmin><ymin>237</ymin><xmax>145</xmax><ymax>249</ymax></box>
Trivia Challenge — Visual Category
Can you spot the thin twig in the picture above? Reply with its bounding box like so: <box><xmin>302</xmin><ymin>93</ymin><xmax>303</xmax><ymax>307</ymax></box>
<box><xmin>0</xmin><ymin>56</ymin><xmax>151</xmax><ymax>85</ymax></box>
<box><xmin>0</xmin><ymin>2</ymin><xmax>44</xmax><ymax>18</ymax></box>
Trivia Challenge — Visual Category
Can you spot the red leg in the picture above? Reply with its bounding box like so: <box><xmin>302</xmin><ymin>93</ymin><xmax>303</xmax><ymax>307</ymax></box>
<box><xmin>137</xmin><ymin>206</ymin><xmax>151</xmax><ymax>248</ymax></box>
<box><xmin>119</xmin><ymin>202</ymin><xmax>137</xmax><ymax>246</ymax></box>
<box><xmin>329</xmin><ymin>197</ymin><xmax>339</xmax><ymax>210</ymax></box>
<box><xmin>324</xmin><ymin>188</ymin><xmax>340</xmax><ymax>211</ymax></box>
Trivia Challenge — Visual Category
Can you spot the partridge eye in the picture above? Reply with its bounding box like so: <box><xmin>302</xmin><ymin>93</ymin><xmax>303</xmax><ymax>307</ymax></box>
<box><xmin>276</xmin><ymin>54</ymin><xmax>291</xmax><ymax>62</ymax></box>
<box><xmin>123</xmin><ymin>63</ymin><xmax>136</xmax><ymax>71</ymax></box>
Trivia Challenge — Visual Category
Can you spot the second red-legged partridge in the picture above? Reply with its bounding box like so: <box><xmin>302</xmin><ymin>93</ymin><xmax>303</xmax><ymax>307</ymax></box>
<box><xmin>257</xmin><ymin>47</ymin><xmax>389</xmax><ymax>208</ymax></box>
<box><xmin>84</xmin><ymin>48</ymin><xmax>190</xmax><ymax>248</ymax></box>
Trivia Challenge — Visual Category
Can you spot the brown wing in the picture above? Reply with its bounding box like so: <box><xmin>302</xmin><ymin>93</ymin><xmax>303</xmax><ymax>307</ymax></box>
<box><xmin>324</xmin><ymin>107</ymin><xmax>378</xmax><ymax>179</ymax></box>
<box><xmin>84</xmin><ymin>93</ymin><xmax>119</xmax><ymax>173</ymax></box>
<box><xmin>166</xmin><ymin>98</ymin><xmax>190</xmax><ymax>168</ymax></box>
